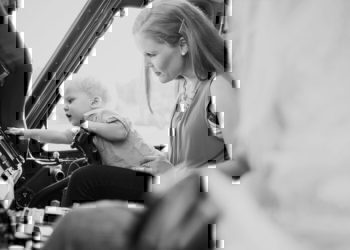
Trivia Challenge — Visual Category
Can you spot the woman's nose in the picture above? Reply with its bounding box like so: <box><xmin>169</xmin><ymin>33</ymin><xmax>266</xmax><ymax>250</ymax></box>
<box><xmin>144</xmin><ymin>56</ymin><xmax>153</xmax><ymax>68</ymax></box>
<box><xmin>63</xmin><ymin>104</ymin><xmax>68</xmax><ymax>111</ymax></box>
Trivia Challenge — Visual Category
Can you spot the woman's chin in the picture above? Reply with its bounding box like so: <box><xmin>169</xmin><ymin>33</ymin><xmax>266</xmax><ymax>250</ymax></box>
<box><xmin>158</xmin><ymin>76</ymin><xmax>172</xmax><ymax>83</ymax></box>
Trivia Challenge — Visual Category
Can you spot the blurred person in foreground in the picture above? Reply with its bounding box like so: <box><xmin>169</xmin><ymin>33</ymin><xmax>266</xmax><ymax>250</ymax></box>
<box><xmin>208</xmin><ymin>0</ymin><xmax>350</xmax><ymax>249</ymax></box>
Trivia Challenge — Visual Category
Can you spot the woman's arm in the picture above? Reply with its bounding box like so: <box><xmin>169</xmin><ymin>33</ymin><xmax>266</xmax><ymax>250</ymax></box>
<box><xmin>81</xmin><ymin>121</ymin><xmax>128</xmax><ymax>142</ymax></box>
<box><xmin>208</xmin><ymin>159</ymin><xmax>248</xmax><ymax>177</ymax></box>
<box><xmin>209</xmin><ymin>74</ymin><xmax>247</xmax><ymax>177</ymax></box>
<box><xmin>210</xmin><ymin>74</ymin><xmax>239</xmax><ymax>160</ymax></box>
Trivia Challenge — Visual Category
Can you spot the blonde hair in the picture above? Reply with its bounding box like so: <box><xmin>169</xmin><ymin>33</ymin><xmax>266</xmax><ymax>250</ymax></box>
<box><xmin>133</xmin><ymin>0</ymin><xmax>228</xmax><ymax>112</ymax></box>
<box><xmin>65</xmin><ymin>77</ymin><xmax>111</xmax><ymax>106</ymax></box>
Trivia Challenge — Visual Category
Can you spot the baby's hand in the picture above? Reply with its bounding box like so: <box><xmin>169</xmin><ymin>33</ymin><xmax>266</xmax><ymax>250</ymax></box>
<box><xmin>5</xmin><ymin>127</ymin><xmax>25</xmax><ymax>136</ymax></box>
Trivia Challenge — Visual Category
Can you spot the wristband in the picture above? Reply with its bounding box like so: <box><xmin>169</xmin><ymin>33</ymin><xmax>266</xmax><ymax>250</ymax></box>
<box><xmin>80</xmin><ymin>121</ymin><xmax>89</xmax><ymax>130</ymax></box>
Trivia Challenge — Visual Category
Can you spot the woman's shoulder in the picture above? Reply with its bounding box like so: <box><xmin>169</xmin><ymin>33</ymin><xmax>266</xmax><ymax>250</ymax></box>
<box><xmin>209</xmin><ymin>73</ymin><xmax>239</xmax><ymax>97</ymax></box>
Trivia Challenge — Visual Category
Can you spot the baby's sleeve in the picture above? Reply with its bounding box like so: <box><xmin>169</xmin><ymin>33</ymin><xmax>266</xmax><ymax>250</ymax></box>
<box><xmin>101</xmin><ymin>110</ymin><xmax>131</xmax><ymax>136</ymax></box>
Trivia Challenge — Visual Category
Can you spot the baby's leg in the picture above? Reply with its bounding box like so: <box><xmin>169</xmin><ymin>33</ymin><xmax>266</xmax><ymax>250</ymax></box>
<box><xmin>62</xmin><ymin>165</ymin><xmax>152</xmax><ymax>206</ymax></box>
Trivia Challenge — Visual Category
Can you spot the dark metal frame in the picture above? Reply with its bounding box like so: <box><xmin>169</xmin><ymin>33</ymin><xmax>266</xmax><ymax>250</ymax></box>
<box><xmin>25</xmin><ymin>0</ymin><xmax>149</xmax><ymax>129</ymax></box>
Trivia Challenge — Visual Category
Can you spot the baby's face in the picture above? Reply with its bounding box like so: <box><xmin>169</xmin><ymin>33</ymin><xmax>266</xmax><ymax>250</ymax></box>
<box><xmin>63</xmin><ymin>85</ymin><xmax>92</xmax><ymax>126</ymax></box>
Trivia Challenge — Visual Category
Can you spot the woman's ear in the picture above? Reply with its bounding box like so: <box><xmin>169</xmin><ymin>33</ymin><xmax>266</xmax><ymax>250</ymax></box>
<box><xmin>90</xmin><ymin>96</ymin><xmax>103</xmax><ymax>108</ymax></box>
<box><xmin>179</xmin><ymin>37</ymin><xmax>189</xmax><ymax>56</ymax></box>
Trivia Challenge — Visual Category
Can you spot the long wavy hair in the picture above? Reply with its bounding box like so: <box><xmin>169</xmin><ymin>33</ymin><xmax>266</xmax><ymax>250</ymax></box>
<box><xmin>133</xmin><ymin>0</ymin><xmax>228</xmax><ymax>112</ymax></box>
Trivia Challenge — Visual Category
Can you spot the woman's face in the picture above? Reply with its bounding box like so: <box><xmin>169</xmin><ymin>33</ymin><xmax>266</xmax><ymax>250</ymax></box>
<box><xmin>135</xmin><ymin>33</ymin><xmax>186</xmax><ymax>83</ymax></box>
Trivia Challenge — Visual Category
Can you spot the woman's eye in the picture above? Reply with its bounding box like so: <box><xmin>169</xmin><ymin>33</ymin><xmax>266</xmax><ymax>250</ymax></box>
<box><xmin>146</xmin><ymin>53</ymin><xmax>155</xmax><ymax>57</ymax></box>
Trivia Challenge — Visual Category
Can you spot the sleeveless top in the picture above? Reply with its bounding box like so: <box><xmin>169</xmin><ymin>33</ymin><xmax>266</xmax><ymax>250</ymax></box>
<box><xmin>169</xmin><ymin>78</ymin><xmax>226</xmax><ymax>168</ymax></box>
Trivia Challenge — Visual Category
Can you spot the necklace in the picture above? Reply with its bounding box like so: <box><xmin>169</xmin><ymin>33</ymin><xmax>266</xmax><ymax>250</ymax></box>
<box><xmin>178</xmin><ymin>79</ymin><xmax>201</xmax><ymax>113</ymax></box>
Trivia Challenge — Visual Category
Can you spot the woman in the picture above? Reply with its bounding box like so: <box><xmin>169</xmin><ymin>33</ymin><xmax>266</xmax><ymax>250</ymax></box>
<box><xmin>133</xmin><ymin>0</ymin><xmax>237</xmax><ymax>169</ymax></box>
<box><xmin>62</xmin><ymin>0</ymin><xmax>245</xmax><ymax>206</ymax></box>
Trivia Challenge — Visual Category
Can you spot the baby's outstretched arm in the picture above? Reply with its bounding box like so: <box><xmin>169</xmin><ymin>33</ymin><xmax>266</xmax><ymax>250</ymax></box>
<box><xmin>6</xmin><ymin>127</ymin><xmax>72</xmax><ymax>144</ymax></box>
<box><xmin>81</xmin><ymin>121</ymin><xmax>128</xmax><ymax>141</ymax></box>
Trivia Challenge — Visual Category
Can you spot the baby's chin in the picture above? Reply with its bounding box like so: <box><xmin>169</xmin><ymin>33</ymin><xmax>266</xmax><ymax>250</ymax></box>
<box><xmin>70</xmin><ymin>120</ymin><xmax>82</xmax><ymax>127</ymax></box>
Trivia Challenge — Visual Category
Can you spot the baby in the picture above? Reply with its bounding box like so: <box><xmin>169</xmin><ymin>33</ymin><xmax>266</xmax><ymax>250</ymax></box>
<box><xmin>6</xmin><ymin>77</ymin><xmax>161</xmax><ymax>170</ymax></box>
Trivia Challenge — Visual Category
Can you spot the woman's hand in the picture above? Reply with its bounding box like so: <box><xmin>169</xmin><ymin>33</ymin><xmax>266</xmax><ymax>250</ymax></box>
<box><xmin>132</xmin><ymin>155</ymin><xmax>174</xmax><ymax>175</ymax></box>
<box><xmin>152</xmin><ymin>166</ymin><xmax>194</xmax><ymax>195</ymax></box>
<box><xmin>132</xmin><ymin>155</ymin><xmax>195</xmax><ymax>196</ymax></box>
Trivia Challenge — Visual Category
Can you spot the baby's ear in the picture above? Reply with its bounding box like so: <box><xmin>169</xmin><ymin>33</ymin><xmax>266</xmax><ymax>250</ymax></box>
<box><xmin>90</xmin><ymin>96</ymin><xmax>103</xmax><ymax>108</ymax></box>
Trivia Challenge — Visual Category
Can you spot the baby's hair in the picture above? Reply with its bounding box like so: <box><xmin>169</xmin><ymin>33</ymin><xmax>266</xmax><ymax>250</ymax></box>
<box><xmin>66</xmin><ymin>77</ymin><xmax>111</xmax><ymax>105</ymax></box>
